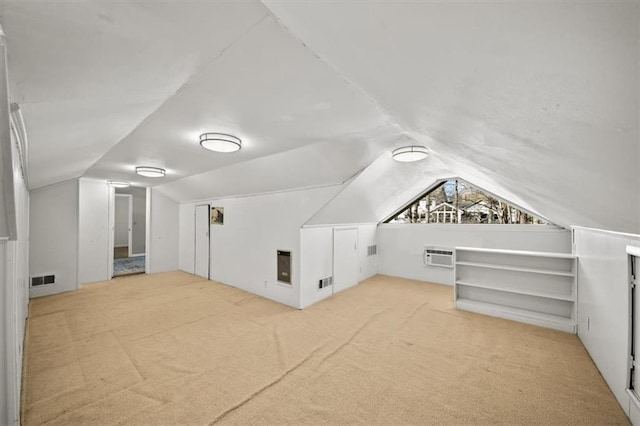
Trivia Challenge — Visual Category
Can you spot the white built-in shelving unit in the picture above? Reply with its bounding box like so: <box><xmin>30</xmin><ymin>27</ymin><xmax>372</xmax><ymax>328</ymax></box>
<box><xmin>454</xmin><ymin>247</ymin><xmax>577</xmax><ymax>333</ymax></box>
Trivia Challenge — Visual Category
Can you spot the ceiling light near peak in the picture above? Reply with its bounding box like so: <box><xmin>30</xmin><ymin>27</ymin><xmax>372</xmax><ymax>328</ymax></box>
<box><xmin>136</xmin><ymin>166</ymin><xmax>166</xmax><ymax>178</ymax></box>
<box><xmin>107</xmin><ymin>180</ymin><xmax>130</xmax><ymax>188</ymax></box>
<box><xmin>392</xmin><ymin>145</ymin><xmax>429</xmax><ymax>163</ymax></box>
<box><xmin>200</xmin><ymin>133</ymin><xmax>241</xmax><ymax>153</ymax></box>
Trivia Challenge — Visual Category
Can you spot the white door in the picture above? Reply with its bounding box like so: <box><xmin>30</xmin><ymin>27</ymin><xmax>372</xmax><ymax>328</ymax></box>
<box><xmin>333</xmin><ymin>228</ymin><xmax>359</xmax><ymax>294</ymax></box>
<box><xmin>194</xmin><ymin>204</ymin><xmax>210</xmax><ymax>279</ymax></box>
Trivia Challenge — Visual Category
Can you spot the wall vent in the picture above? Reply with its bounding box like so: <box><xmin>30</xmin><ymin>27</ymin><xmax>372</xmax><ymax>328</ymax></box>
<box><xmin>318</xmin><ymin>276</ymin><xmax>333</xmax><ymax>290</ymax></box>
<box><xmin>31</xmin><ymin>274</ymin><xmax>55</xmax><ymax>287</ymax></box>
<box><xmin>423</xmin><ymin>246</ymin><xmax>454</xmax><ymax>268</ymax></box>
<box><xmin>367</xmin><ymin>245</ymin><xmax>377</xmax><ymax>256</ymax></box>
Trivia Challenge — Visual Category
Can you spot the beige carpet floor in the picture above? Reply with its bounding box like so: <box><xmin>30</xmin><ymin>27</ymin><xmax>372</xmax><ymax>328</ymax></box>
<box><xmin>22</xmin><ymin>272</ymin><xmax>628</xmax><ymax>425</ymax></box>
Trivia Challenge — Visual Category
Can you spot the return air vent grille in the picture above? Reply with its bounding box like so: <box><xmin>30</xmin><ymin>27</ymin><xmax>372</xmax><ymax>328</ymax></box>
<box><xmin>367</xmin><ymin>245</ymin><xmax>377</xmax><ymax>256</ymax></box>
<box><xmin>31</xmin><ymin>274</ymin><xmax>55</xmax><ymax>287</ymax></box>
<box><xmin>423</xmin><ymin>246</ymin><xmax>454</xmax><ymax>268</ymax></box>
<box><xmin>318</xmin><ymin>276</ymin><xmax>333</xmax><ymax>290</ymax></box>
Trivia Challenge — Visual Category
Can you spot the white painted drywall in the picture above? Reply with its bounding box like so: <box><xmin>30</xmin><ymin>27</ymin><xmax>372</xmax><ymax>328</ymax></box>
<box><xmin>574</xmin><ymin>226</ymin><xmax>640</xmax><ymax>419</ymax></box>
<box><xmin>631</xmin><ymin>399</ymin><xmax>640</xmax><ymax>426</ymax></box>
<box><xmin>78</xmin><ymin>178</ymin><xmax>110</xmax><ymax>285</ymax></box>
<box><xmin>306</xmin><ymin>151</ymin><xmax>454</xmax><ymax>226</ymax></box>
<box><xmin>178</xmin><ymin>185</ymin><xmax>341</xmax><ymax>308</ymax></box>
<box><xmin>29</xmin><ymin>179</ymin><xmax>78</xmax><ymax>297</ymax></box>
<box><xmin>265</xmin><ymin>1</ymin><xmax>640</xmax><ymax>234</ymax></box>
<box><xmin>147</xmin><ymin>188</ymin><xmax>178</xmax><ymax>274</ymax></box>
<box><xmin>5</xmin><ymin>2</ymin><xmax>269</xmax><ymax>189</ymax></box>
<box><xmin>299</xmin><ymin>224</ymin><xmax>377</xmax><ymax>308</ymax></box>
<box><xmin>0</xmin><ymin>241</ymin><xmax>9</xmax><ymax>423</ymax></box>
<box><xmin>115</xmin><ymin>186</ymin><xmax>146</xmax><ymax>255</ymax></box>
<box><xmin>378</xmin><ymin>224</ymin><xmax>571</xmax><ymax>285</ymax></box>
<box><xmin>0</xmin><ymin>115</ymin><xmax>30</xmax><ymax>426</ymax></box>
<box><xmin>299</xmin><ymin>226</ymin><xmax>333</xmax><ymax>308</ymax></box>
<box><xmin>114</xmin><ymin>194</ymin><xmax>129</xmax><ymax>247</ymax></box>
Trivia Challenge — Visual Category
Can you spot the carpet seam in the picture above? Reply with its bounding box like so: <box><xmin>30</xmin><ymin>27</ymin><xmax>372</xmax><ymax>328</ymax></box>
<box><xmin>112</xmin><ymin>332</ymin><xmax>146</xmax><ymax>382</ymax></box>
<box><xmin>207</xmin><ymin>345</ymin><xmax>325</xmax><ymax>425</ymax></box>
<box><xmin>316</xmin><ymin>309</ymin><xmax>387</xmax><ymax>369</ymax></box>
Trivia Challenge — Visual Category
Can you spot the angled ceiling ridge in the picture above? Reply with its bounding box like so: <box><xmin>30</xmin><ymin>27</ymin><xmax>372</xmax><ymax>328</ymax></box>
<box><xmin>262</xmin><ymin>0</ymin><xmax>401</xmax><ymax>132</ymax></box>
<box><xmin>302</xmin><ymin>152</ymin><xmax>385</xmax><ymax>227</ymax></box>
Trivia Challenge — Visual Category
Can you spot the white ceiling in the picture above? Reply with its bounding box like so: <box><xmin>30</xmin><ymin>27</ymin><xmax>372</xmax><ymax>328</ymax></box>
<box><xmin>1</xmin><ymin>1</ymin><xmax>638</xmax><ymax>232</ymax></box>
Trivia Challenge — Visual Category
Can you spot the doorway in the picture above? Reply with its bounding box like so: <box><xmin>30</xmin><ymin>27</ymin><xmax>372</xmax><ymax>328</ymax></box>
<box><xmin>194</xmin><ymin>204</ymin><xmax>210</xmax><ymax>279</ymax></box>
<box><xmin>333</xmin><ymin>228</ymin><xmax>359</xmax><ymax>294</ymax></box>
<box><xmin>112</xmin><ymin>187</ymin><xmax>147</xmax><ymax>277</ymax></box>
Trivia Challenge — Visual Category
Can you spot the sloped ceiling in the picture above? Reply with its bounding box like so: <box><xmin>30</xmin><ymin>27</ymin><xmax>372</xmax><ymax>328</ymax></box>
<box><xmin>1</xmin><ymin>1</ymin><xmax>638</xmax><ymax>232</ymax></box>
<box><xmin>265</xmin><ymin>0</ymin><xmax>640</xmax><ymax>233</ymax></box>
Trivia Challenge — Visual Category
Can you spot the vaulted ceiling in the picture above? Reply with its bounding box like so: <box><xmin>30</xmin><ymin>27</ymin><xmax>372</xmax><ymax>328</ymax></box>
<box><xmin>1</xmin><ymin>1</ymin><xmax>638</xmax><ymax>232</ymax></box>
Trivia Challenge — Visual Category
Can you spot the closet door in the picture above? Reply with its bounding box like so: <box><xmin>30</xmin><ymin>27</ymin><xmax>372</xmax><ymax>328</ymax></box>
<box><xmin>333</xmin><ymin>228</ymin><xmax>359</xmax><ymax>294</ymax></box>
<box><xmin>194</xmin><ymin>204</ymin><xmax>210</xmax><ymax>279</ymax></box>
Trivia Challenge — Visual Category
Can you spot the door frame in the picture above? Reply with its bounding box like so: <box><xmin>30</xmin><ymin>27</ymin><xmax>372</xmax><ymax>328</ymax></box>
<box><xmin>194</xmin><ymin>204</ymin><xmax>211</xmax><ymax>280</ymax></box>
<box><xmin>110</xmin><ymin>189</ymin><xmax>148</xmax><ymax>279</ymax></box>
<box><xmin>627</xmin><ymin>245</ymin><xmax>640</xmax><ymax>404</ymax></box>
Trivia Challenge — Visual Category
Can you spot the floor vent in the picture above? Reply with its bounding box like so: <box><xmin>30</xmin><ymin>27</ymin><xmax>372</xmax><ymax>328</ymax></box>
<box><xmin>318</xmin><ymin>276</ymin><xmax>333</xmax><ymax>290</ymax></box>
<box><xmin>367</xmin><ymin>245</ymin><xmax>377</xmax><ymax>256</ymax></box>
<box><xmin>31</xmin><ymin>274</ymin><xmax>55</xmax><ymax>287</ymax></box>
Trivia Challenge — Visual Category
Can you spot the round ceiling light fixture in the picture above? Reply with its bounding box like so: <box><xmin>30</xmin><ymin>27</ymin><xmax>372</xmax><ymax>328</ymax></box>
<box><xmin>392</xmin><ymin>145</ymin><xmax>429</xmax><ymax>163</ymax></box>
<box><xmin>135</xmin><ymin>166</ymin><xmax>166</xmax><ymax>178</ymax></box>
<box><xmin>199</xmin><ymin>133</ymin><xmax>241</xmax><ymax>153</ymax></box>
<box><xmin>107</xmin><ymin>180</ymin><xmax>130</xmax><ymax>188</ymax></box>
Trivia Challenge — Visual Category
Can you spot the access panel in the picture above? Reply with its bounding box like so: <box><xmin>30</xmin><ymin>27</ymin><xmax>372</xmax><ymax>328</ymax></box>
<box><xmin>277</xmin><ymin>250</ymin><xmax>291</xmax><ymax>284</ymax></box>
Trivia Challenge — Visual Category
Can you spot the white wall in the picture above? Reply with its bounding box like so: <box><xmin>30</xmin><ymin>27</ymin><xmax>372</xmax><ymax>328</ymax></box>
<box><xmin>78</xmin><ymin>178</ymin><xmax>110</xmax><ymax>284</ymax></box>
<box><xmin>299</xmin><ymin>223</ymin><xmax>377</xmax><ymax>308</ymax></box>
<box><xmin>29</xmin><ymin>179</ymin><xmax>78</xmax><ymax>297</ymax></box>
<box><xmin>147</xmin><ymin>188</ymin><xmax>178</xmax><ymax>274</ymax></box>
<box><xmin>378</xmin><ymin>224</ymin><xmax>571</xmax><ymax>285</ymax></box>
<box><xmin>116</xmin><ymin>186</ymin><xmax>146</xmax><ymax>255</ymax></box>
<box><xmin>0</xmin><ymin>122</ymin><xmax>30</xmax><ymax>426</ymax></box>
<box><xmin>178</xmin><ymin>186</ymin><xmax>340</xmax><ymax>308</ymax></box>
<box><xmin>573</xmin><ymin>226</ymin><xmax>640</xmax><ymax>420</ymax></box>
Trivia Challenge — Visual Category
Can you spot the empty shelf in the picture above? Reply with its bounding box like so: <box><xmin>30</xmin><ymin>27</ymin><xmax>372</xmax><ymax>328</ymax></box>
<box><xmin>455</xmin><ymin>280</ymin><xmax>574</xmax><ymax>301</ymax></box>
<box><xmin>455</xmin><ymin>298</ymin><xmax>576</xmax><ymax>333</ymax></box>
<box><xmin>455</xmin><ymin>261</ymin><xmax>575</xmax><ymax>277</ymax></box>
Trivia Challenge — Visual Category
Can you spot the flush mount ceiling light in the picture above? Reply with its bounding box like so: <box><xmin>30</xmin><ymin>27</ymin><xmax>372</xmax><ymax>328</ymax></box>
<box><xmin>392</xmin><ymin>145</ymin><xmax>429</xmax><ymax>163</ymax></box>
<box><xmin>199</xmin><ymin>133</ymin><xmax>242</xmax><ymax>153</ymax></box>
<box><xmin>107</xmin><ymin>180</ymin><xmax>130</xmax><ymax>188</ymax></box>
<box><xmin>135</xmin><ymin>166</ymin><xmax>166</xmax><ymax>178</ymax></box>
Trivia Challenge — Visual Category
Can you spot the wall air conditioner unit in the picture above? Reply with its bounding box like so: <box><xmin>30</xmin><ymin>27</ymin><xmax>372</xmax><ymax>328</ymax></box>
<box><xmin>423</xmin><ymin>246</ymin><xmax>454</xmax><ymax>268</ymax></box>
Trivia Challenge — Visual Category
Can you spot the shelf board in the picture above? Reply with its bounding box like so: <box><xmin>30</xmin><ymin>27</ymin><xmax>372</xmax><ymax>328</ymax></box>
<box><xmin>455</xmin><ymin>298</ymin><xmax>576</xmax><ymax>333</ymax></box>
<box><xmin>455</xmin><ymin>246</ymin><xmax>576</xmax><ymax>259</ymax></box>
<box><xmin>455</xmin><ymin>280</ymin><xmax>574</xmax><ymax>301</ymax></box>
<box><xmin>455</xmin><ymin>261</ymin><xmax>575</xmax><ymax>277</ymax></box>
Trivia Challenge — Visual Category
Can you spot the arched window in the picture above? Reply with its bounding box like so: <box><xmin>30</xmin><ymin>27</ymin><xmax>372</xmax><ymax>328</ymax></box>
<box><xmin>384</xmin><ymin>178</ymin><xmax>549</xmax><ymax>225</ymax></box>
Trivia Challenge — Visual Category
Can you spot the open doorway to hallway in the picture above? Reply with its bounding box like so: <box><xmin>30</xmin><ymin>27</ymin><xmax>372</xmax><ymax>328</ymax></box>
<box><xmin>113</xmin><ymin>187</ymin><xmax>146</xmax><ymax>276</ymax></box>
